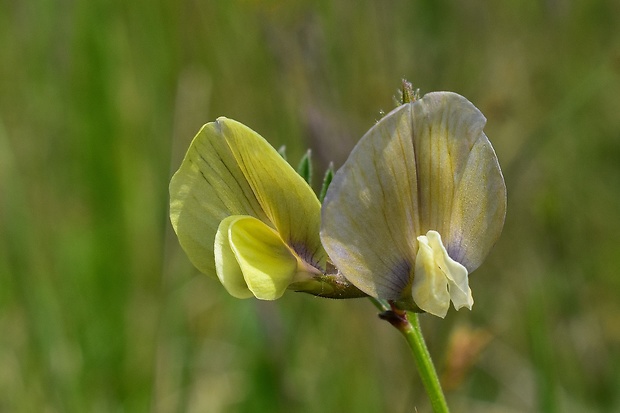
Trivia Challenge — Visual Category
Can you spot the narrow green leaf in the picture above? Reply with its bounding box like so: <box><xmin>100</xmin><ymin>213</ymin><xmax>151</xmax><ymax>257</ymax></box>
<box><xmin>296</xmin><ymin>149</ymin><xmax>312</xmax><ymax>185</ymax></box>
<box><xmin>319</xmin><ymin>162</ymin><xmax>334</xmax><ymax>203</ymax></box>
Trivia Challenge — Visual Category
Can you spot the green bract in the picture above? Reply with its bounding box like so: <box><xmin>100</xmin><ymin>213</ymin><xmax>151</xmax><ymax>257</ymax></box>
<box><xmin>320</xmin><ymin>92</ymin><xmax>506</xmax><ymax>318</ymax></box>
<box><xmin>169</xmin><ymin>118</ymin><xmax>327</xmax><ymax>300</ymax></box>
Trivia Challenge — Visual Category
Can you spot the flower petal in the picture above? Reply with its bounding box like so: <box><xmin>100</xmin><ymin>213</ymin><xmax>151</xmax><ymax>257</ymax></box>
<box><xmin>412</xmin><ymin>231</ymin><xmax>474</xmax><ymax>317</ymax></box>
<box><xmin>412</xmin><ymin>232</ymin><xmax>451</xmax><ymax>318</ymax></box>
<box><xmin>411</xmin><ymin>92</ymin><xmax>506</xmax><ymax>272</ymax></box>
<box><xmin>321</xmin><ymin>104</ymin><xmax>420</xmax><ymax>299</ymax></box>
<box><xmin>227</xmin><ymin>215</ymin><xmax>298</xmax><ymax>300</ymax></box>
<box><xmin>321</xmin><ymin>92</ymin><xmax>505</xmax><ymax>300</ymax></box>
<box><xmin>408</xmin><ymin>93</ymin><xmax>482</xmax><ymax>234</ymax></box>
<box><xmin>446</xmin><ymin>133</ymin><xmax>506</xmax><ymax>273</ymax></box>
<box><xmin>170</xmin><ymin>118</ymin><xmax>325</xmax><ymax>279</ymax></box>
<box><xmin>218</xmin><ymin>119</ymin><xmax>326</xmax><ymax>271</ymax></box>
<box><xmin>214</xmin><ymin>216</ymin><xmax>254</xmax><ymax>298</ymax></box>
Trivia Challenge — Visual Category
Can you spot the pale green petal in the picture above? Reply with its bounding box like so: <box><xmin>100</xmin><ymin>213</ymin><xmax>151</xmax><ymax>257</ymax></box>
<box><xmin>219</xmin><ymin>119</ymin><xmax>326</xmax><ymax>271</ymax></box>
<box><xmin>321</xmin><ymin>103</ymin><xmax>420</xmax><ymax>299</ymax></box>
<box><xmin>412</xmin><ymin>232</ymin><xmax>451</xmax><ymax>318</ymax></box>
<box><xmin>228</xmin><ymin>215</ymin><xmax>298</xmax><ymax>300</ymax></box>
<box><xmin>170</xmin><ymin>118</ymin><xmax>325</xmax><ymax>280</ymax></box>
<box><xmin>446</xmin><ymin>133</ymin><xmax>506</xmax><ymax>272</ymax></box>
<box><xmin>410</xmin><ymin>93</ymin><xmax>484</xmax><ymax>234</ymax></box>
<box><xmin>170</xmin><ymin>122</ymin><xmax>267</xmax><ymax>278</ymax></box>
<box><xmin>214</xmin><ymin>216</ymin><xmax>254</xmax><ymax>299</ymax></box>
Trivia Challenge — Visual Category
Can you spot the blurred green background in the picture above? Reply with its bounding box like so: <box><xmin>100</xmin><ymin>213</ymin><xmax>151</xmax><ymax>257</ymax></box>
<box><xmin>2</xmin><ymin>0</ymin><xmax>620</xmax><ymax>411</ymax></box>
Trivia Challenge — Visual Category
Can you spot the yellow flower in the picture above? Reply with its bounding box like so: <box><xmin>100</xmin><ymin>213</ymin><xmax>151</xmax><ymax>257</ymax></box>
<box><xmin>320</xmin><ymin>92</ymin><xmax>506</xmax><ymax>317</ymax></box>
<box><xmin>169</xmin><ymin>118</ymin><xmax>327</xmax><ymax>300</ymax></box>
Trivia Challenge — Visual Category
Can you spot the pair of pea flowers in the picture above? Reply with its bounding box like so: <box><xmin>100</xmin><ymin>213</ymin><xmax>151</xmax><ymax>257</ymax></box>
<box><xmin>170</xmin><ymin>91</ymin><xmax>506</xmax><ymax>318</ymax></box>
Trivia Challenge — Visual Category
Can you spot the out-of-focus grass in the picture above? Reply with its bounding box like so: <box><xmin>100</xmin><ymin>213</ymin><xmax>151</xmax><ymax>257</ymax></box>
<box><xmin>1</xmin><ymin>0</ymin><xmax>620</xmax><ymax>411</ymax></box>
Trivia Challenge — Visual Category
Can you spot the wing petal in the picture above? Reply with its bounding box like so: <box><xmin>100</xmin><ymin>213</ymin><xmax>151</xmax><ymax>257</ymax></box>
<box><xmin>214</xmin><ymin>216</ymin><xmax>254</xmax><ymax>298</ymax></box>
<box><xmin>228</xmin><ymin>216</ymin><xmax>298</xmax><ymax>300</ymax></box>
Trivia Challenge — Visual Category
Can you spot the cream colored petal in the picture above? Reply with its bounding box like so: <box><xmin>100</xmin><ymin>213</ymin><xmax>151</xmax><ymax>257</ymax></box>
<box><xmin>228</xmin><ymin>215</ymin><xmax>298</xmax><ymax>300</ymax></box>
<box><xmin>214</xmin><ymin>216</ymin><xmax>254</xmax><ymax>299</ymax></box>
<box><xmin>412</xmin><ymin>233</ymin><xmax>451</xmax><ymax>318</ymax></box>
<box><xmin>447</xmin><ymin>273</ymin><xmax>474</xmax><ymax>311</ymax></box>
<box><xmin>321</xmin><ymin>104</ymin><xmax>420</xmax><ymax>299</ymax></box>
<box><xmin>426</xmin><ymin>230</ymin><xmax>473</xmax><ymax>311</ymax></box>
<box><xmin>412</xmin><ymin>230</ymin><xmax>472</xmax><ymax>317</ymax></box>
<box><xmin>218</xmin><ymin>119</ymin><xmax>327</xmax><ymax>271</ymax></box>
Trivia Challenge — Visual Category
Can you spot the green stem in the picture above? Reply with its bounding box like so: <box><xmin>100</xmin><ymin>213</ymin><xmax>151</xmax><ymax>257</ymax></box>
<box><xmin>376</xmin><ymin>303</ymin><xmax>449</xmax><ymax>413</ymax></box>
<box><xmin>404</xmin><ymin>313</ymin><xmax>450</xmax><ymax>412</ymax></box>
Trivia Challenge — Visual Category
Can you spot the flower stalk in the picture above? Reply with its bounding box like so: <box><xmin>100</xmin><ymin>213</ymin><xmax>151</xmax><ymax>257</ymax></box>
<box><xmin>378</xmin><ymin>303</ymin><xmax>450</xmax><ymax>413</ymax></box>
